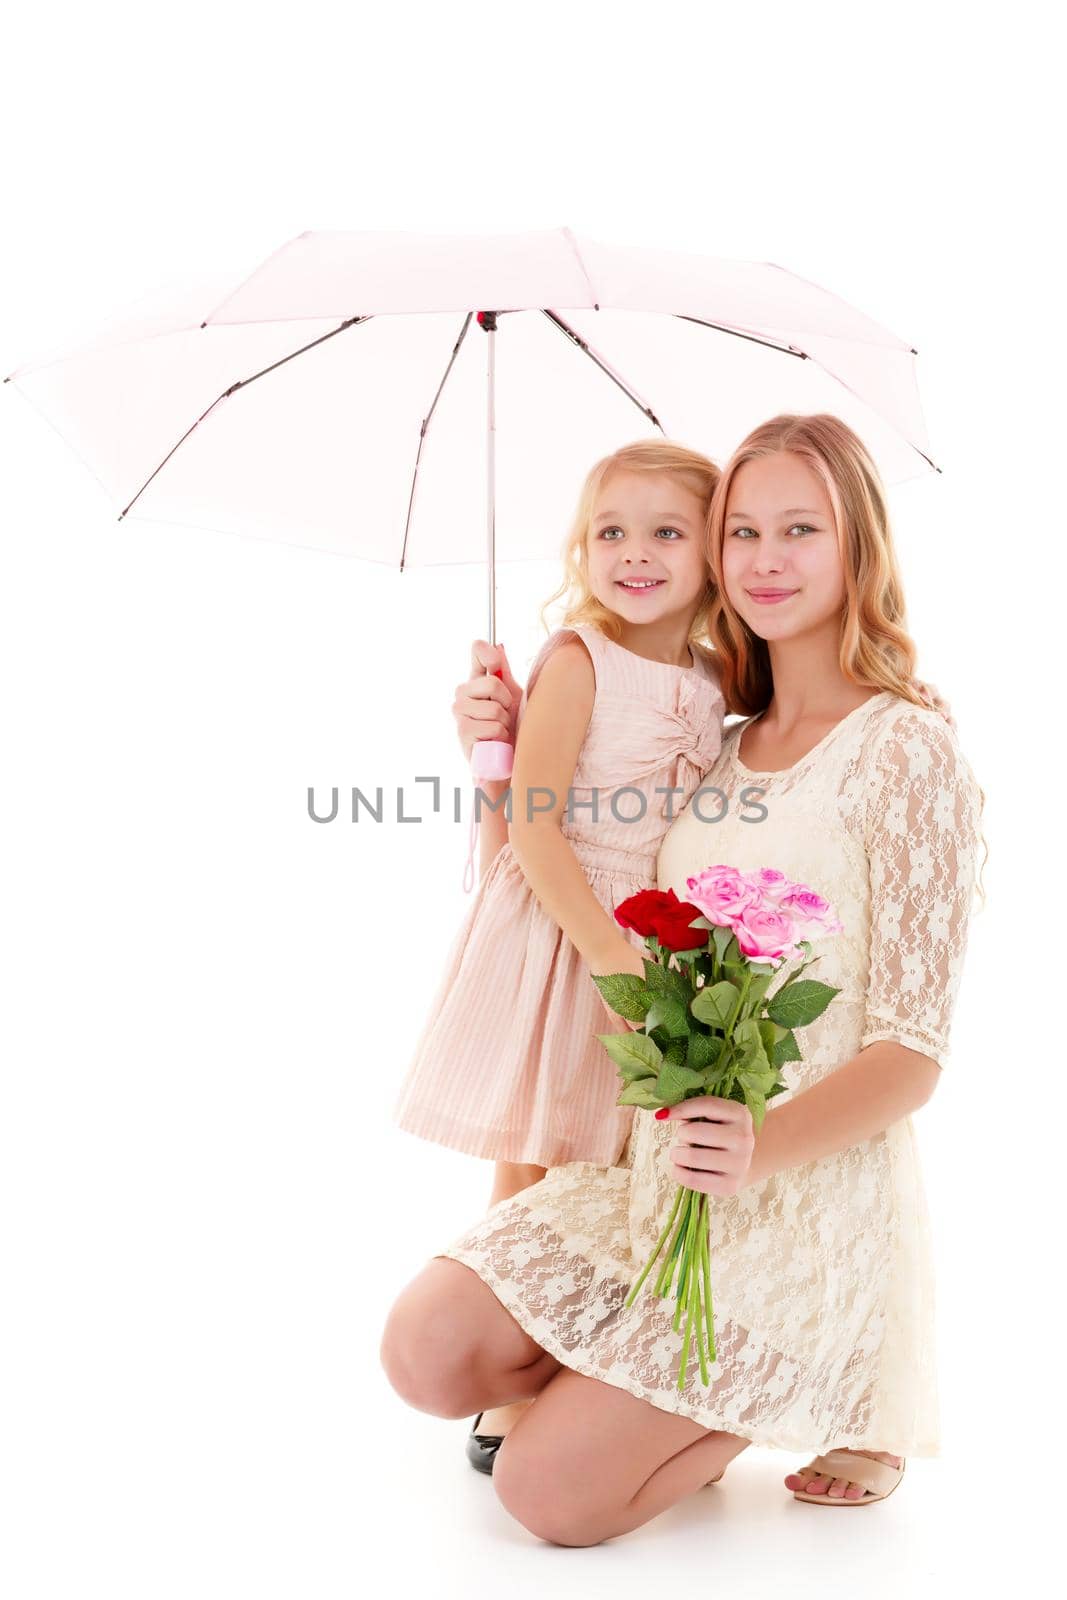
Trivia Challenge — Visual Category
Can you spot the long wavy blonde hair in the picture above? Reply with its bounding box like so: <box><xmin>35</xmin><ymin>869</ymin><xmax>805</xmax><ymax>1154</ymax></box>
<box><xmin>539</xmin><ymin>439</ymin><xmax>721</xmax><ymax>646</ymax></box>
<box><xmin>706</xmin><ymin>412</ymin><xmax>987</xmax><ymax>903</ymax></box>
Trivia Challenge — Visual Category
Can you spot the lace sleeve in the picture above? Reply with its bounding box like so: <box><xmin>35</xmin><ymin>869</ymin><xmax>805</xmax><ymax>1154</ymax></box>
<box><xmin>860</xmin><ymin>709</ymin><xmax>983</xmax><ymax>1066</ymax></box>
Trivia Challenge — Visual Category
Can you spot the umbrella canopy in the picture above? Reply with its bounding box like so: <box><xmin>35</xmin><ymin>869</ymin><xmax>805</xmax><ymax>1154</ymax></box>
<box><xmin>3</xmin><ymin>227</ymin><xmax>935</xmax><ymax>577</ymax></box>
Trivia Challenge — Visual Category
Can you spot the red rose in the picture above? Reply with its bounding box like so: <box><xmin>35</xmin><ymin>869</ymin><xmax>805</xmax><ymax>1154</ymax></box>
<box><xmin>614</xmin><ymin>889</ymin><xmax>675</xmax><ymax>937</ymax></box>
<box><xmin>614</xmin><ymin>888</ymin><xmax>706</xmax><ymax>951</ymax></box>
<box><xmin>653</xmin><ymin>902</ymin><xmax>708</xmax><ymax>952</ymax></box>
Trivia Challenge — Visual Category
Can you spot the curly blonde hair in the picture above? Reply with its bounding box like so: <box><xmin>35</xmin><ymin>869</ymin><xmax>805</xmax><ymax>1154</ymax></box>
<box><xmin>539</xmin><ymin>439</ymin><xmax>721</xmax><ymax>647</ymax></box>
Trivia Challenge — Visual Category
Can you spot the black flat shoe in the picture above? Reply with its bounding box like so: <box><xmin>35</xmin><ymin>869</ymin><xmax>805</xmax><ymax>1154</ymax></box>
<box><xmin>466</xmin><ymin>1412</ymin><xmax>505</xmax><ymax>1475</ymax></box>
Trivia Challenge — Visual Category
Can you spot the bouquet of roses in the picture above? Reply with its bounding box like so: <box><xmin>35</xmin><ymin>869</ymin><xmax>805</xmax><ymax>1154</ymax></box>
<box><xmin>592</xmin><ymin>864</ymin><xmax>844</xmax><ymax>1393</ymax></box>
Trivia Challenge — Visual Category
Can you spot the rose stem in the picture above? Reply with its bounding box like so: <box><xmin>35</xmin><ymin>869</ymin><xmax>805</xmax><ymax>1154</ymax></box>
<box><xmin>678</xmin><ymin>1268</ymin><xmax>697</xmax><ymax>1391</ymax></box>
<box><xmin>700</xmin><ymin>1193</ymin><xmax>717</xmax><ymax>1361</ymax></box>
<box><xmin>656</xmin><ymin>1196</ymin><xmax>689</xmax><ymax>1297</ymax></box>
<box><xmin>625</xmin><ymin>1180</ymin><xmax>684</xmax><ymax>1308</ymax></box>
<box><xmin>674</xmin><ymin>1189</ymin><xmax>700</xmax><ymax>1334</ymax></box>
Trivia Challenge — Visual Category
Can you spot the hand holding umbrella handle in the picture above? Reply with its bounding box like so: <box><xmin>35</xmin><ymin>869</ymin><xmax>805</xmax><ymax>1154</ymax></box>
<box><xmin>470</xmin><ymin>668</ymin><xmax>515</xmax><ymax>780</ymax></box>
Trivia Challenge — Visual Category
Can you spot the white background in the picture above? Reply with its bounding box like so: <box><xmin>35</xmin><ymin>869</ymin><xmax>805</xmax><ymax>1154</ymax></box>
<box><xmin>0</xmin><ymin>3</ymin><xmax>1057</xmax><ymax>1596</ymax></box>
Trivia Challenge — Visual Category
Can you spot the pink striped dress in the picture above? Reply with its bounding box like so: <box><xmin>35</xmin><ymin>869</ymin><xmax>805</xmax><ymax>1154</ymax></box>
<box><xmin>392</xmin><ymin>622</ymin><xmax>726</xmax><ymax>1168</ymax></box>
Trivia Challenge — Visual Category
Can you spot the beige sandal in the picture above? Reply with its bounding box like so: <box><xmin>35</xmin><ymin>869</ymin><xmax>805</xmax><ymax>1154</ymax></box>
<box><xmin>791</xmin><ymin>1449</ymin><xmax>905</xmax><ymax>1506</ymax></box>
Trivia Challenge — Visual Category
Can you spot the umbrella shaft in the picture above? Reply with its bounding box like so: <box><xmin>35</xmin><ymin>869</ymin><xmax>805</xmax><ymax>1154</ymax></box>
<box><xmin>486</xmin><ymin>321</ymin><xmax>496</xmax><ymax>645</ymax></box>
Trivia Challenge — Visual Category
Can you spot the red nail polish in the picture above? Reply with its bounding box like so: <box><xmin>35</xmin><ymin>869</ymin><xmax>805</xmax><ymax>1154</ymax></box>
<box><xmin>655</xmin><ymin>1107</ymin><xmax>670</xmax><ymax>1120</ymax></box>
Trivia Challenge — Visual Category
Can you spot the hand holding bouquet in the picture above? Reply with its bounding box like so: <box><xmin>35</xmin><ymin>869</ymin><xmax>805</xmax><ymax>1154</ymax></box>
<box><xmin>592</xmin><ymin>864</ymin><xmax>844</xmax><ymax>1392</ymax></box>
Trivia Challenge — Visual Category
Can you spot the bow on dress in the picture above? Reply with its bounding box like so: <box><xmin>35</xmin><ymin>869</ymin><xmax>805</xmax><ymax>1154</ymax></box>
<box><xmin>583</xmin><ymin>673</ymin><xmax>727</xmax><ymax>819</ymax></box>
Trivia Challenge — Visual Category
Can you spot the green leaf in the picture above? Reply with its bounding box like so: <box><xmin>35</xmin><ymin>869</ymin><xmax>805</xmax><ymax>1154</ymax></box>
<box><xmin>591</xmin><ymin>972</ymin><xmax>653</xmax><ymax>1023</ymax></box>
<box><xmin>737</xmin><ymin>1058</ymin><xmax>779</xmax><ymax>1096</ymax></box>
<box><xmin>758</xmin><ymin>1019</ymin><xmax>780</xmax><ymax>1057</ymax></box>
<box><xmin>664</xmin><ymin>1037</ymin><xmax>687</xmax><ymax>1066</ymax></box>
<box><xmin>743</xmin><ymin>972</ymin><xmax>775</xmax><ymax>1013</ymax></box>
<box><xmin>766</xmin><ymin>979</ymin><xmax>841</xmax><ymax>1029</ymax></box>
<box><xmin>691</xmin><ymin>980</ymin><xmax>740</xmax><ymax>1029</ymax></box>
<box><xmin>711</xmin><ymin>925</ymin><xmax>735</xmax><ymax>964</ymax></box>
<box><xmin>772</xmin><ymin>1028</ymin><xmax>802</xmax><ymax>1066</ymax></box>
<box><xmin>655</xmin><ymin>1059</ymin><xmax>706</xmax><ymax>1103</ymax></box>
<box><xmin>618</xmin><ymin>1079</ymin><xmax>666</xmax><ymax>1110</ymax></box>
<box><xmin>685</xmin><ymin>1031</ymin><xmax>722</xmax><ymax>1073</ymax></box>
<box><xmin>644</xmin><ymin>995</ymin><xmax>690</xmax><ymax>1038</ymax></box>
<box><xmin>643</xmin><ymin>958</ymin><xmax>693</xmax><ymax>1005</ymax></box>
<box><xmin>736</xmin><ymin>1027</ymin><xmax>771</xmax><ymax>1091</ymax></box>
<box><xmin>596</xmin><ymin>1031</ymin><xmax>663</xmax><ymax>1079</ymax></box>
<box><xmin>746</xmin><ymin>1093</ymin><xmax>768</xmax><ymax>1135</ymax></box>
<box><xmin>735</xmin><ymin>1017</ymin><xmax>763</xmax><ymax>1053</ymax></box>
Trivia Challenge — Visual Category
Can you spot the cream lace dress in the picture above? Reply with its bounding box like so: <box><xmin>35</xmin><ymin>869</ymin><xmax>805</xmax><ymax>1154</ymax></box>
<box><xmin>436</xmin><ymin>692</ymin><xmax>983</xmax><ymax>1457</ymax></box>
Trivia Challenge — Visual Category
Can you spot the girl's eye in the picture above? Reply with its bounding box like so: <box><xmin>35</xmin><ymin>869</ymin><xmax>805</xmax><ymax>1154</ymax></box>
<box><xmin>729</xmin><ymin>524</ymin><xmax>816</xmax><ymax>538</ymax></box>
<box><xmin>597</xmin><ymin>526</ymin><xmax>684</xmax><ymax>540</ymax></box>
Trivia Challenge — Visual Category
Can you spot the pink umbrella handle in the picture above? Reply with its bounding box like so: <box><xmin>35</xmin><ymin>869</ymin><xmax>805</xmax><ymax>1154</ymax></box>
<box><xmin>470</xmin><ymin>739</ymin><xmax>514</xmax><ymax>780</ymax></box>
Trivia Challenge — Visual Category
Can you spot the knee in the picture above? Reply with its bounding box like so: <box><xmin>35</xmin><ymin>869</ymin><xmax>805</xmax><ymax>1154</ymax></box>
<box><xmin>492</xmin><ymin>1436</ymin><xmax>612</xmax><ymax>1548</ymax></box>
<box><xmin>379</xmin><ymin>1288</ymin><xmax>479</xmax><ymax>1418</ymax></box>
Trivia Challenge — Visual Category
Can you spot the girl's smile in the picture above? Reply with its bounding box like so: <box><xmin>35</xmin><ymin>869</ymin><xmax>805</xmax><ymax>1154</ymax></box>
<box><xmin>616</xmin><ymin>576</ymin><xmax>667</xmax><ymax>593</ymax></box>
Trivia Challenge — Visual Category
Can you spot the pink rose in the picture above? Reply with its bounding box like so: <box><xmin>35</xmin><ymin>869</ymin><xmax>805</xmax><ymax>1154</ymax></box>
<box><xmin>686</xmin><ymin>865</ymin><xmax>762</xmax><ymax>928</ymax></box>
<box><xmin>743</xmin><ymin>867</ymin><xmax>793</xmax><ymax>904</ymax></box>
<box><xmin>779</xmin><ymin>887</ymin><xmax>844</xmax><ymax>940</ymax></box>
<box><xmin>733</xmin><ymin>907</ymin><xmax>803</xmax><ymax>965</ymax></box>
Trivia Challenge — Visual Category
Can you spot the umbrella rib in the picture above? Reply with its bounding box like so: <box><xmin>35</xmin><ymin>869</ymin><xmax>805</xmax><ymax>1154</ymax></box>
<box><xmin>672</xmin><ymin>314</ymin><xmax>809</xmax><ymax>358</ymax></box>
<box><xmin>797</xmin><ymin>348</ymin><xmax>942</xmax><ymax>473</ymax></box>
<box><xmin>399</xmin><ymin>313</ymin><xmax>473</xmax><ymax>572</ymax></box>
<box><xmin>541</xmin><ymin>310</ymin><xmax>665</xmax><ymax>432</ymax></box>
<box><xmin>678</xmin><ymin>313</ymin><xmax>939</xmax><ymax>469</ymax></box>
<box><xmin>117</xmin><ymin>313</ymin><xmax>372</xmax><ymax>519</ymax></box>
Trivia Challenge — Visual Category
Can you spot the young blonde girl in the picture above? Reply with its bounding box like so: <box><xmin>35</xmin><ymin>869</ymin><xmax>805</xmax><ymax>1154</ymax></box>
<box><xmin>382</xmin><ymin>414</ymin><xmax>984</xmax><ymax>1538</ymax></box>
<box><xmin>394</xmin><ymin>437</ymin><xmax>727</xmax><ymax>1187</ymax></box>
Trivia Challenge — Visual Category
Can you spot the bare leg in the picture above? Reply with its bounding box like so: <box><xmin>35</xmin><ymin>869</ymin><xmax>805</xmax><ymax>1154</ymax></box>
<box><xmin>380</xmin><ymin>1257</ymin><xmax>562</xmax><ymax>1417</ymax></box>
<box><xmin>493</xmin><ymin>1365</ymin><xmax>752</xmax><ymax>1546</ymax></box>
<box><xmin>381</xmin><ymin>1258</ymin><xmax>750</xmax><ymax>1545</ymax></box>
<box><xmin>488</xmin><ymin>1160</ymin><xmax>547</xmax><ymax>1207</ymax></box>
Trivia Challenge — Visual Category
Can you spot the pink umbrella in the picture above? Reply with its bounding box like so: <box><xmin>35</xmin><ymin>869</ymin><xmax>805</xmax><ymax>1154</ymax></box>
<box><xmin>3</xmin><ymin>227</ymin><xmax>936</xmax><ymax>852</ymax></box>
